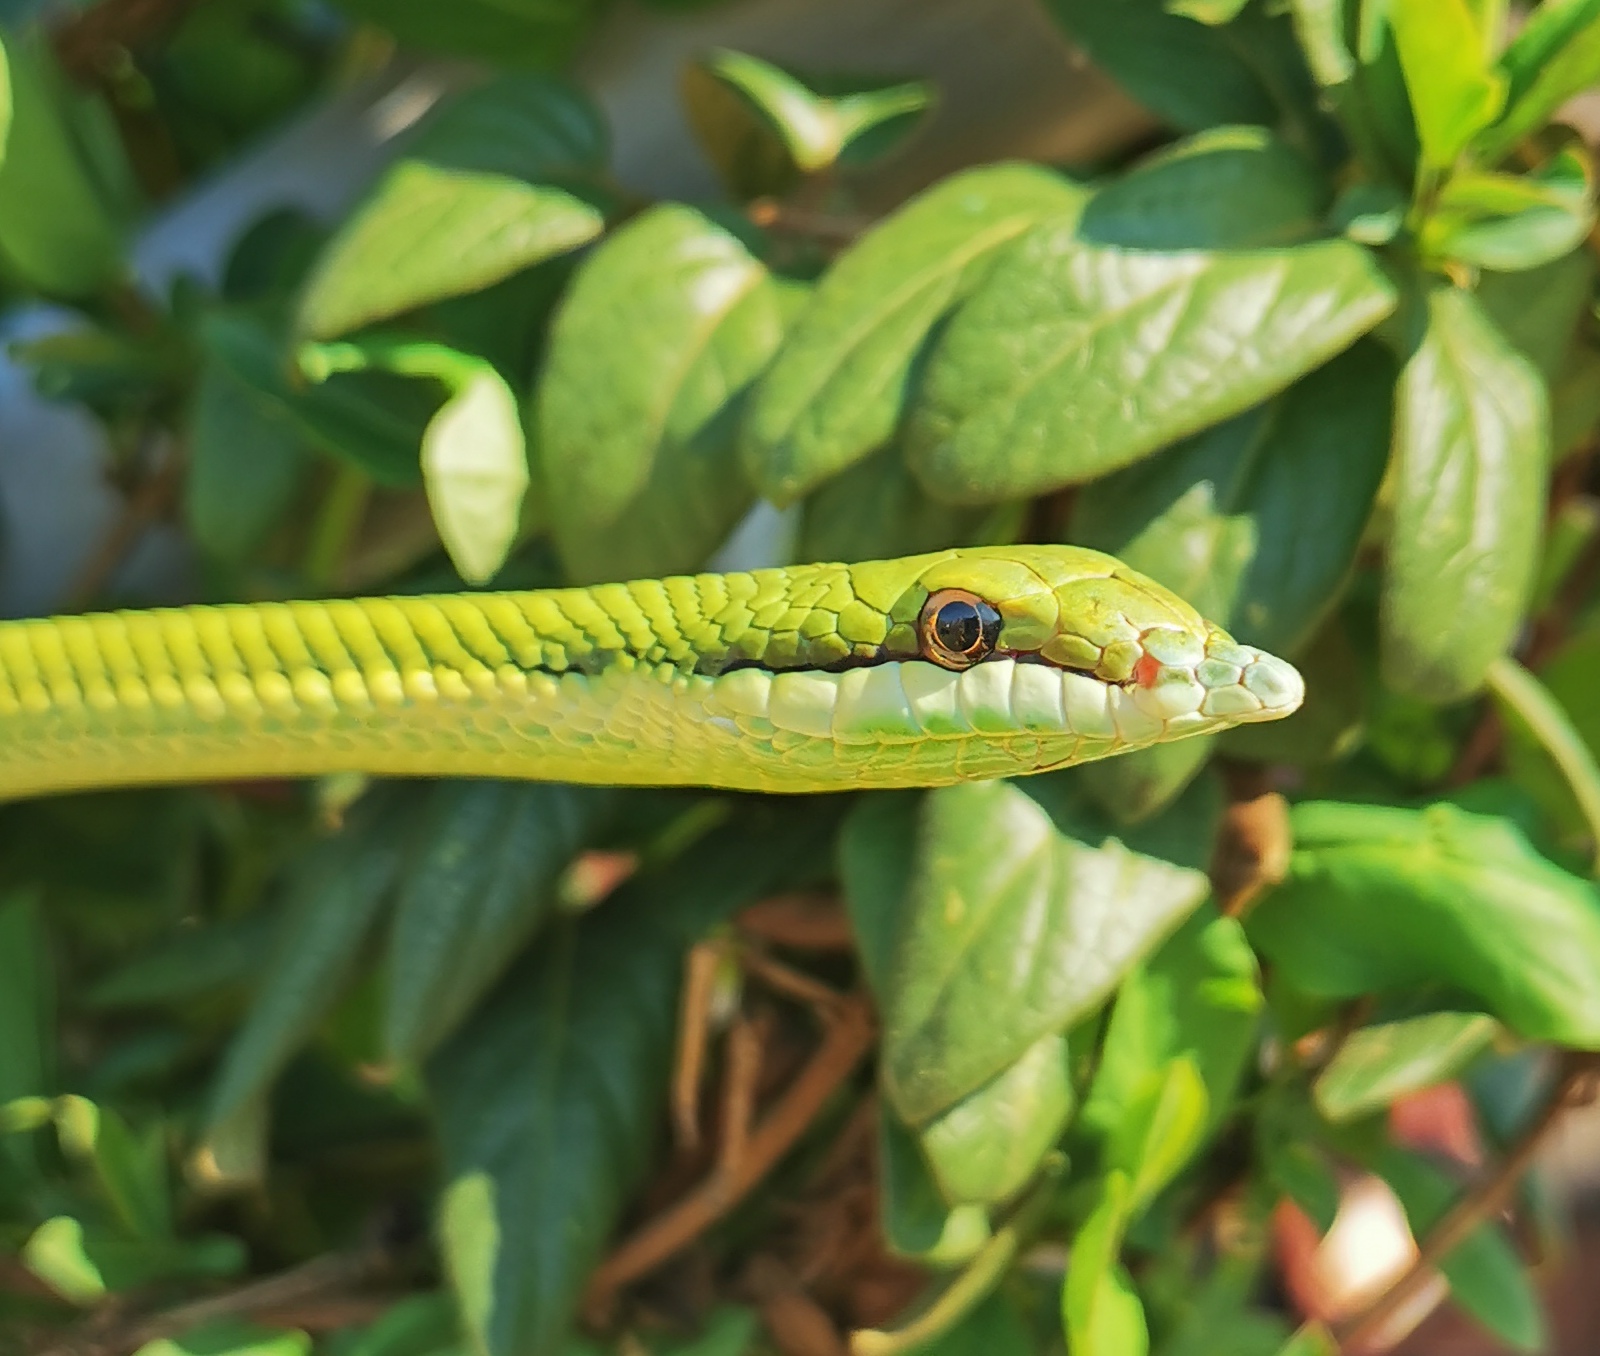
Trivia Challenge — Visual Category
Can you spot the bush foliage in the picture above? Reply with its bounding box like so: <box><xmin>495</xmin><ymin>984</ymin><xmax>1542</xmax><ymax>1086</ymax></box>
<box><xmin>2</xmin><ymin>2</ymin><xmax>1600</xmax><ymax>1356</ymax></box>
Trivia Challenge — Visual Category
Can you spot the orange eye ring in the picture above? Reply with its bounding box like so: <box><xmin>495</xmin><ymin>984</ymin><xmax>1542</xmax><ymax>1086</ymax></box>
<box><xmin>918</xmin><ymin>589</ymin><xmax>1002</xmax><ymax>671</ymax></box>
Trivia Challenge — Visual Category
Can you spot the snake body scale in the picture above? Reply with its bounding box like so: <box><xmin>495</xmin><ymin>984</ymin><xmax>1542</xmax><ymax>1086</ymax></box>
<box><xmin>0</xmin><ymin>545</ymin><xmax>1301</xmax><ymax>798</ymax></box>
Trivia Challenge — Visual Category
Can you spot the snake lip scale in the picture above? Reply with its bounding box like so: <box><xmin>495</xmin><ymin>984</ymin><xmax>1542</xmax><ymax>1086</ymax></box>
<box><xmin>0</xmin><ymin>545</ymin><xmax>1302</xmax><ymax>798</ymax></box>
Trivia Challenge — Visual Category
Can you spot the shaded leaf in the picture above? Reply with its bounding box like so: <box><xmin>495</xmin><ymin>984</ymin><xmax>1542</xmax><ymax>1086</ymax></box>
<box><xmin>385</xmin><ymin>782</ymin><xmax>612</xmax><ymax>1063</ymax></box>
<box><xmin>881</xmin><ymin>779</ymin><xmax>1210</xmax><ymax>1124</ymax></box>
<box><xmin>185</xmin><ymin>354</ymin><xmax>307</xmax><ymax>564</ymax></box>
<box><xmin>1042</xmin><ymin>0</ymin><xmax>1280</xmax><ymax>131</ymax></box>
<box><xmin>328</xmin><ymin>0</ymin><xmax>598</xmax><ymax>69</ymax></box>
<box><xmin>1075</xmin><ymin>340</ymin><xmax>1396</xmax><ymax>659</ymax></box>
<box><xmin>744</xmin><ymin>164</ymin><xmax>1083</xmax><ymax>504</ymax></box>
<box><xmin>204</xmin><ymin>790</ymin><xmax>418</xmax><ymax>1139</ymax></box>
<box><xmin>430</xmin><ymin>800</ymin><xmax>841</xmax><ymax>1356</ymax></box>
<box><xmin>1314</xmin><ymin>1012</ymin><xmax>1499</xmax><ymax>1122</ymax></box>
<box><xmin>1381</xmin><ymin>287</ymin><xmax>1547</xmax><ymax>702</ymax></box>
<box><xmin>1246</xmin><ymin>801</ymin><xmax>1600</xmax><ymax>1046</ymax></box>
<box><xmin>1080</xmin><ymin>126</ymin><xmax>1328</xmax><ymax>250</ymax></box>
<box><xmin>877</xmin><ymin>1109</ymin><xmax>992</xmax><ymax>1264</ymax></box>
<box><xmin>0</xmin><ymin>35</ymin><xmax>128</xmax><ymax>296</ymax></box>
<box><xmin>1377</xmin><ymin>1147</ymin><xmax>1544</xmax><ymax>1351</ymax></box>
<box><xmin>53</xmin><ymin>1096</ymin><xmax>171</xmax><ymax>1240</ymax></box>
<box><xmin>539</xmin><ymin>204</ymin><xmax>787</xmax><ymax>583</ymax></box>
<box><xmin>906</xmin><ymin>234</ymin><xmax>1396</xmax><ymax>504</ymax></box>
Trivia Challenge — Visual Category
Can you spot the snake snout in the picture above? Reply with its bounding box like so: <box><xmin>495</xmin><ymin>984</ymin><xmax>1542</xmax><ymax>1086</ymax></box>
<box><xmin>1191</xmin><ymin>632</ymin><xmax>1305</xmax><ymax>723</ymax></box>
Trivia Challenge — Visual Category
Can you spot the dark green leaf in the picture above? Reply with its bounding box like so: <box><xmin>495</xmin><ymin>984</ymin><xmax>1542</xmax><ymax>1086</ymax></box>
<box><xmin>328</xmin><ymin>0</ymin><xmax>598</xmax><ymax>66</ymax></box>
<box><xmin>744</xmin><ymin>164</ymin><xmax>1084</xmax><ymax>504</ymax></box>
<box><xmin>796</xmin><ymin>445</ymin><xmax>1001</xmax><ymax>565</ymax></box>
<box><xmin>338</xmin><ymin>1294</ymin><xmax>460</xmax><ymax>1356</ymax></box>
<box><xmin>1080</xmin><ymin>127</ymin><xmax>1328</xmax><ymax>250</ymax></box>
<box><xmin>430</xmin><ymin>800</ymin><xmax>841</xmax><ymax>1356</ymax></box>
<box><xmin>906</xmin><ymin>235</ymin><xmax>1396</xmax><ymax>504</ymax></box>
<box><xmin>1313</xmin><ymin>1012</ymin><xmax>1498</xmax><ymax>1122</ymax></box>
<box><xmin>881</xmin><ymin>779</ymin><xmax>1210</xmax><ymax>1124</ymax></box>
<box><xmin>185</xmin><ymin>354</ymin><xmax>307</xmax><ymax>563</ymax></box>
<box><xmin>0</xmin><ymin>893</ymin><xmax>49</xmax><ymax>1177</ymax></box>
<box><xmin>204</xmin><ymin>790</ymin><xmax>417</xmax><ymax>1140</ymax></box>
<box><xmin>1376</xmin><ymin>1147</ymin><xmax>1544</xmax><ymax>1351</ymax></box>
<box><xmin>1480</xmin><ymin>0</ymin><xmax>1600</xmax><ymax>162</ymax></box>
<box><xmin>0</xmin><ymin>35</ymin><xmax>128</xmax><ymax>297</ymax></box>
<box><xmin>202</xmin><ymin>308</ymin><xmax>438</xmax><ymax>487</ymax></box>
<box><xmin>1042</xmin><ymin>0</ymin><xmax>1279</xmax><ymax>131</ymax></box>
<box><xmin>53</xmin><ymin>1096</ymin><xmax>171</xmax><ymax>1240</ymax></box>
<box><xmin>385</xmin><ymin>782</ymin><xmax>611</xmax><ymax>1064</ymax></box>
<box><xmin>88</xmin><ymin>912</ymin><xmax>278</xmax><ymax>1008</ymax></box>
<box><xmin>1381</xmin><ymin>287</ymin><xmax>1547</xmax><ymax>702</ymax></box>
<box><xmin>1476</xmin><ymin>247</ymin><xmax>1596</xmax><ymax>381</ymax></box>
<box><xmin>539</xmin><ymin>204</ymin><xmax>787</xmax><ymax>583</ymax></box>
<box><xmin>1218</xmin><ymin>614</ymin><xmax>1367</xmax><ymax>765</ymax></box>
<box><xmin>1078</xmin><ymin>737</ymin><xmax>1216</xmax><ymax>826</ymax></box>
<box><xmin>1246</xmin><ymin>801</ymin><xmax>1600</xmax><ymax>1046</ymax></box>
<box><xmin>1074</xmin><ymin>340</ymin><xmax>1396</xmax><ymax>658</ymax></box>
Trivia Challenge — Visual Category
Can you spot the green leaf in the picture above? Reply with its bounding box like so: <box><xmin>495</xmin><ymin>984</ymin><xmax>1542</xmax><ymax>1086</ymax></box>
<box><xmin>1381</xmin><ymin>287</ymin><xmax>1547</xmax><ymax>702</ymax></box>
<box><xmin>539</xmin><ymin>204</ymin><xmax>787</xmax><ymax>583</ymax></box>
<box><xmin>0</xmin><ymin>34</ymin><xmax>128</xmax><ymax>296</ymax></box>
<box><xmin>430</xmin><ymin>800</ymin><xmax>841</xmax><ymax>1356</ymax></box>
<box><xmin>1476</xmin><ymin>246</ymin><xmax>1596</xmax><ymax>380</ymax></box>
<box><xmin>1062</xmin><ymin>1172</ymin><xmax>1149</xmax><ymax>1356</ymax></box>
<box><xmin>328</xmin><ymin>0</ymin><xmax>598</xmax><ymax>67</ymax></box>
<box><xmin>1080</xmin><ymin>906</ymin><xmax>1262</xmax><ymax>1144</ymax></box>
<box><xmin>297</xmin><ymin>75</ymin><xmax>607</xmax><ymax>338</ymax></box>
<box><xmin>1080</xmin><ymin>127</ymin><xmax>1328</xmax><ymax>250</ymax></box>
<box><xmin>1104</xmin><ymin>1056</ymin><xmax>1209</xmax><ymax>1214</ymax></box>
<box><xmin>841</xmin><ymin>793</ymin><xmax>1075</xmax><ymax>1208</ymax></box>
<box><xmin>204</xmin><ymin>789</ymin><xmax>418</xmax><ymax>1143</ymax></box>
<box><xmin>877</xmin><ymin>1109</ymin><xmax>992</xmax><ymax>1264</ymax></box>
<box><xmin>1487</xmin><ymin>655</ymin><xmax>1600</xmax><ymax>871</ymax></box>
<box><xmin>185</xmin><ymin>353</ymin><xmax>308</xmax><ymax>563</ymax></box>
<box><xmin>385</xmin><ymin>782</ymin><xmax>611</xmax><ymax>1064</ymax></box>
<box><xmin>1289</xmin><ymin>0</ymin><xmax>1356</xmax><ymax>87</ymax></box>
<box><xmin>0</xmin><ymin>892</ymin><xmax>49</xmax><ymax>1177</ymax></box>
<box><xmin>24</xmin><ymin>1216</ymin><xmax>244</xmax><ymax>1304</ymax></box>
<box><xmin>1313</xmin><ymin>1012</ymin><xmax>1499</xmax><ymax>1122</ymax></box>
<box><xmin>1042</xmin><ymin>0</ymin><xmax>1280</xmax><ymax>131</ymax></box>
<box><xmin>1246</xmin><ymin>801</ymin><xmax>1600</xmax><ymax>1047</ymax></box>
<box><xmin>53</xmin><ymin>1095</ymin><xmax>172</xmax><ymax>1240</ymax></box>
<box><xmin>743</xmin><ymin>164</ymin><xmax>1084</xmax><ymax>505</ymax></box>
<box><xmin>881</xmin><ymin>779</ymin><xmax>1211</xmax><ymax>1124</ymax></box>
<box><xmin>135</xmin><ymin>1322</ymin><xmax>313</xmax><ymax>1356</ymax></box>
<box><xmin>906</xmin><ymin>235</ymin><xmax>1397</xmax><ymax>504</ymax></box>
<box><xmin>1387</xmin><ymin>0</ymin><xmax>1507</xmax><ymax>168</ymax></box>
<box><xmin>1376</xmin><ymin>1147</ymin><xmax>1544</xmax><ymax>1351</ymax></box>
<box><xmin>1074</xmin><ymin>340</ymin><xmax>1396</xmax><ymax>659</ymax></box>
<box><xmin>1078</xmin><ymin>737</ymin><xmax>1217</xmax><ymax>827</ymax></box>
<box><xmin>1219</xmin><ymin>615</ymin><xmax>1368</xmax><ymax>765</ymax></box>
<box><xmin>298</xmin><ymin>168</ymin><xmax>601</xmax><ymax>342</ymax></box>
<box><xmin>919</xmin><ymin>1032</ymin><xmax>1074</xmax><ymax>1206</ymax></box>
<box><xmin>334</xmin><ymin>1294</ymin><xmax>459</xmax><ymax>1356</ymax></box>
<box><xmin>88</xmin><ymin>912</ymin><xmax>278</xmax><ymax>1008</ymax></box>
<box><xmin>421</xmin><ymin>364</ymin><xmax>529</xmax><ymax>584</ymax></box>
<box><xmin>1425</xmin><ymin>150</ymin><xmax>1596</xmax><ymax>271</ymax></box>
<box><xmin>1480</xmin><ymin>0</ymin><xmax>1600</xmax><ymax>162</ymax></box>
<box><xmin>796</xmin><ymin>445</ymin><xmax>1000</xmax><ymax>565</ymax></box>
<box><xmin>682</xmin><ymin>50</ymin><xmax>933</xmax><ymax>196</ymax></box>
<box><xmin>202</xmin><ymin>308</ymin><xmax>438</xmax><ymax>487</ymax></box>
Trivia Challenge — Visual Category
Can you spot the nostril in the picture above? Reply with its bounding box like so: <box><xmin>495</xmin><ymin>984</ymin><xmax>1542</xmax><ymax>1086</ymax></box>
<box><xmin>1133</xmin><ymin>652</ymin><xmax>1163</xmax><ymax>688</ymax></box>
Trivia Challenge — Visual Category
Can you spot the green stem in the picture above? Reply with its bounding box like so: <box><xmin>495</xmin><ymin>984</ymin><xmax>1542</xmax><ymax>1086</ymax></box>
<box><xmin>850</xmin><ymin>1164</ymin><xmax>1059</xmax><ymax>1356</ymax></box>
<box><xmin>1485</xmin><ymin>654</ymin><xmax>1600</xmax><ymax>874</ymax></box>
<box><xmin>303</xmin><ymin>463</ymin><xmax>371</xmax><ymax>591</ymax></box>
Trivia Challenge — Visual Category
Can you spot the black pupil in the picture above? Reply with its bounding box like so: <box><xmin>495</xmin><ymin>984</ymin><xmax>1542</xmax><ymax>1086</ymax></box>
<box><xmin>935</xmin><ymin>600</ymin><xmax>985</xmax><ymax>655</ymax></box>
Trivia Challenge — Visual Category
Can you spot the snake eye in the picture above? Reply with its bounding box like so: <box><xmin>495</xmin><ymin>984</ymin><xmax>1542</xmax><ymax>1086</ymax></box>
<box><xmin>918</xmin><ymin>589</ymin><xmax>1002</xmax><ymax>670</ymax></box>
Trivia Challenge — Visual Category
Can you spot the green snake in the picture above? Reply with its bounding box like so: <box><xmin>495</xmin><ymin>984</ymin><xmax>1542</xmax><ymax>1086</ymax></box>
<box><xmin>0</xmin><ymin>546</ymin><xmax>1301</xmax><ymax>799</ymax></box>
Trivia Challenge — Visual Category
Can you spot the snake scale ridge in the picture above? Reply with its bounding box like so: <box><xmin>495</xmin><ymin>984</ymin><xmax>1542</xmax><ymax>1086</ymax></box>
<box><xmin>0</xmin><ymin>546</ymin><xmax>1302</xmax><ymax>798</ymax></box>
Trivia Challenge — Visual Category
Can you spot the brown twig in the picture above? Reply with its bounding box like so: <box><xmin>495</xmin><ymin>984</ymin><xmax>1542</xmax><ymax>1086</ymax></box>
<box><xmin>38</xmin><ymin>1245</ymin><xmax>398</xmax><ymax>1356</ymax></box>
<box><xmin>64</xmin><ymin>454</ymin><xmax>182</xmax><ymax>611</ymax></box>
<box><xmin>673</xmin><ymin>941</ymin><xmax>726</xmax><ymax>1151</ymax></box>
<box><xmin>739</xmin><ymin>946</ymin><xmax>851</xmax><ymax>1016</ymax></box>
<box><xmin>746</xmin><ymin>200</ymin><xmax>874</xmax><ymax>242</ymax></box>
<box><xmin>586</xmin><ymin>995</ymin><xmax>876</xmax><ymax>1305</ymax></box>
<box><xmin>718</xmin><ymin>1014</ymin><xmax>766</xmax><ymax>1180</ymax></box>
<box><xmin>737</xmin><ymin>894</ymin><xmax>856</xmax><ymax>951</ymax></box>
<box><xmin>1333</xmin><ymin>1051</ymin><xmax>1600</xmax><ymax>1353</ymax></box>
